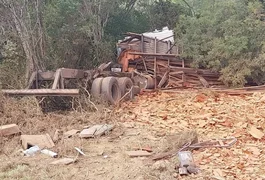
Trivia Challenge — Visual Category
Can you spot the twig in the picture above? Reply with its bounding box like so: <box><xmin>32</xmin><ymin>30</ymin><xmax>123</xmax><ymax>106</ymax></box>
<box><xmin>81</xmin><ymin>87</ymin><xmax>98</xmax><ymax>111</ymax></box>
<box><xmin>118</xmin><ymin>86</ymin><xmax>133</xmax><ymax>104</ymax></box>
<box><xmin>38</xmin><ymin>97</ymin><xmax>45</xmax><ymax>104</ymax></box>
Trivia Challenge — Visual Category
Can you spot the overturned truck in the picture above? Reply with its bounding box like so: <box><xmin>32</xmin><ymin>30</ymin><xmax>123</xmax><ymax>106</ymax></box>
<box><xmin>2</xmin><ymin>27</ymin><xmax>222</xmax><ymax>104</ymax></box>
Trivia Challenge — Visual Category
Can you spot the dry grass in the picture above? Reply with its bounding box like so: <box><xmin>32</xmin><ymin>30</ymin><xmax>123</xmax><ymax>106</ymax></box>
<box><xmin>0</xmin><ymin>95</ymin><xmax>130</xmax><ymax>180</ymax></box>
<box><xmin>0</xmin><ymin>92</ymin><xmax>226</xmax><ymax>180</ymax></box>
<box><xmin>0</xmin><ymin>94</ymin><xmax>118</xmax><ymax>156</ymax></box>
<box><xmin>165</xmin><ymin>131</ymin><xmax>198</xmax><ymax>152</ymax></box>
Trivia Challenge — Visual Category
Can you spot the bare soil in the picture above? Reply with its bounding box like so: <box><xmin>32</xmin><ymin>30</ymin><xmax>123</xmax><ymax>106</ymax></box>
<box><xmin>1</xmin><ymin>90</ymin><xmax>265</xmax><ymax>180</ymax></box>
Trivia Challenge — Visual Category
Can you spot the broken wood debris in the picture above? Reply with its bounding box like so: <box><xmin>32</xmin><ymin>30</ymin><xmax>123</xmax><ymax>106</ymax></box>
<box><xmin>117</xmin><ymin>31</ymin><xmax>222</xmax><ymax>89</ymax></box>
<box><xmin>64</xmin><ymin>129</ymin><xmax>80</xmax><ymax>138</ymax></box>
<box><xmin>248</xmin><ymin>126</ymin><xmax>264</xmax><ymax>139</ymax></box>
<box><xmin>21</xmin><ymin>134</ymin><xmax>55</xmax><ymax>149</ymax></box>
<box><xmin>0</xmin><ymin>124</ymin><xmax>21</xmax><ymax>136</ymax></box>
<box><xmin>212</xmin><ymin>85</ymin><xmax>265</xmax><ymax>95</ymax></box>
<box><xmin>126</xmin><ymin>150</ymin><xmax>152</xmax><ymax>157</ymax></box>
<box><xmin>52</xmin><ymin>129</ymin><xmax>62</xmax><ymax>142</ymax></box>
<box><xmin>132</xmin><ymin>147</ymin><xmax>153</xmax><ymax>153</ymax></box>
<box><xmin>79</xmin><ymin>124</ymin><xmax>114</xmax><ymax>138</ymax></box>
<box><xmin>74</xmin><ymin>147</ymin><xmax>86</xmax><ymax>156</ymax></box>
<box><xmin>50</xmin><ymin>158</ymin><xmax>75</xmax><ymax>165</ymax></box>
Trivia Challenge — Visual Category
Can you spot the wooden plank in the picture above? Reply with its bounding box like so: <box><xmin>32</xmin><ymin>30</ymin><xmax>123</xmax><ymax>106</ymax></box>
<box><xmin>169</xmin><ymin>75</ymin><xmax>182</xmax><ymax>81</ymax></box>
<box><xmin>52</xmin><ymin>69</ymin><xmax>61</xmax><ymax>89</ymax></box>
<box><xmin>21</xmin><ymin>134</ymin><xmax>55</xmax><ymax>149</ymax></box>
<box><xmin>158</xmin><ymin>71</ymin><xmax>169</xmax><ymax>88</ymax></box>
<box><xmin>154</xmin><ymin>37</ymin><xmax>157</xmax><ymax>89</ymax></box>
<box><xmin>1</xmin><ymin>89</ymin><xmax>80</xmax><ymax>96</ymax></box>
<box><xmin>128</xmin><ymin>52</ymin><xmax>179</xmax><ymax>57</ymax></box>
<box><xmin>60</xmin><ymin>77</ymin><xmax>65</xmax><ymax>89</ymax></box>
<box><xmin>169</xmin><ymin>71</ymin><xmax>184</xmax><ymax>75</ymax></box>
<box><xmin>50</xmin><ymin>158</ymin><xmax>75</xmax><ymax>165</ymax></box>
<box><xmin>126</xmin><ymin>151</ymin><xmax>152</xmax><ymax>157</ymax></box>
<box><xmin>27</xmin><ymin>71</ymin><xmax>37</xmax><ymax>89</ymax></box>
<box><xmin>198</xmin><ymin>75</ymin><xmax>209</xmax><ymax>88</ymax></box>
<box><xmin>141</xmin><ymin>34</ymin><xmax>144</xmax><ymax>52</ymax></box>
<box><xmin>142</xmin><ymin>58</ymin><xmax>148</xmax><ymax>72</ymax></box>
<box><xmin>0</xmin><ymin>124</ymin><xmax>20</xmax><ymax>136</ymax></box>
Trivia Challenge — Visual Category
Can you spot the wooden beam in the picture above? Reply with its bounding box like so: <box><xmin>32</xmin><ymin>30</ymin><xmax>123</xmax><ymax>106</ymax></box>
<box><xmin>198</xmin><ymin>75</ymin><xmax>209</xmax><ymax>88</ymax></box>
<box><xmin>52</xmin><ymin>69</ymin><xmax>61</xmax><ymax>89</ymax></box>
<box><xmin>128</xmin><ymin>52</ymin><xmax>179</xmax><ymax>57</ymax></box>
<box><xmin>142</xmin><ymin>58</ymin><xmax>148</xmax><ymax>72</ymax></box>
<box><xmin>154</xmin><ymin>38</ymin><xmax>157</xmax><ymax>89</ymax></box>
<box><xmin>2</xmin><ymin>89</ymin><xmax>80</xmax><ymax>97</ymax></box>
<box><xmin>141</xmin><ymin>34</ymin><xmax>144</xmax><ymax>52</ymax></box>
<box><xmin>27</xmin><ymin>71</ymin><xmax>37</xmax><ymax>89</ymax></box>
<box><xmin>158</xmin><ymin>71</ymin><xmax>169</xmax><ymax>88</ymax></box>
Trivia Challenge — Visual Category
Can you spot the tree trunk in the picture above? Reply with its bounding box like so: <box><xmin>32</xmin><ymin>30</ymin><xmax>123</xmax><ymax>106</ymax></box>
<box><xmin>11</xmin><ymin>10</ymin><xmax>35</xmax><ymax>81</ymax></box>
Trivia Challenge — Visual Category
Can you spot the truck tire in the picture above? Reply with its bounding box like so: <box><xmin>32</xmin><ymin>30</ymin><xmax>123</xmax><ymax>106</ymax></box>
<box><xmin>101</xmin><ymin>77</ymin><xmax>121</xmax><ymax>104</ymax></box>
<box><xmin>118</xmin><ymin>77</ymin><xmax>133</xmax><ymax>100</ymax></box>
<box><xmin>132</xmin><ymin>75</ymin><xmax>155</xmax><ymax>89</ymax></box>
<box><xmin>91</xmin><ymin>78</ymin><xmax>104</xmax><ymax>98</ymax></box>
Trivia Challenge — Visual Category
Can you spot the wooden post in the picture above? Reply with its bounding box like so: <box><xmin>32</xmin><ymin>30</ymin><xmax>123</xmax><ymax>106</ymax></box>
<box><xmin>35</xmin><ymin>71</ymin><xmax>38</xmax><ymax>89</ymax></box>
<box><xmin>141</xmin><ymin>34</ymin><xmax>144</xmax><ymax>53</ymax></box>
<box><xmin>182</xmin><ymin>59</ymin><xmax>185</xmax><ymax>85</ymax></box>
<box><xmin>154</xmin><ymin>38</ymin><xmax>157</xmax><ymax>89</ymax></box>
<box><xmin>52</xmin><ymin>69</ymin><xmax>62</xmax><ymax>89</ymax></box>
<box><xmin>26</xmin><ymin>71</ymin><xmax>37</xmax><ymax>89</ymax></box>
<box><xmin>167</xmin><ymin>41</ymin><xmax>171</xmax><ymax>54</ymax></box>
<box><xmin>60</xmin><ymin>77</ymin><xmax>65</xmax><ymax>89</ymax></box>
<box><xmin>142</xmin><ymin>58</ymin><xmax>148</xmax><ymax>72</ymax></box>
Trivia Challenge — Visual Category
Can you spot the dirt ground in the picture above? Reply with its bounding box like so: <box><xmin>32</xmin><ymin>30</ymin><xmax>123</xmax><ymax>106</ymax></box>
<box><xmin>1</xmin><ymin>90</ymin><xmax>265</xmax><ymax>180</ymax></box>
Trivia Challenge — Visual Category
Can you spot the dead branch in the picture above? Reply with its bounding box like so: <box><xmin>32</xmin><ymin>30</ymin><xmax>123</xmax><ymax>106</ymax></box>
<box><xmin>117</xmin><ymin>86</ymin><xmax>133</xmax><ymax>104</ymax></box>
<box><xmin>81</xmin><ymin>87</ymin><xmax>98</xmax><ymax>111</ymax></box>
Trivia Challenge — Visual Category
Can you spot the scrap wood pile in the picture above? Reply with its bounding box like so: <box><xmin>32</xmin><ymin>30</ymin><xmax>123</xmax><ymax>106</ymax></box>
<box><xmin>117</xmin><ymin>90</ymin><xmax>265</xmax><ymax>179</ymax></box>
<box><xmin>118</xmin><ymin>29</ymin><xmax>222</xmax><ymax>89</ymax></box>
<box><xmin>212</xmin><ymin>85</ymin><xmax>265</xmax><ymax>95</ymax></box>
<box><xmin>133</xmin><ymin>58</ymin><xmax>222</xmax><ymax>88</ymax></box>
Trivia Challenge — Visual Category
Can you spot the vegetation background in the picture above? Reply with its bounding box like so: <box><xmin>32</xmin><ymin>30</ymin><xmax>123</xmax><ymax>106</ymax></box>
<box><xmin>0</xmin><ymin>0</ymin><xmax>265</xmax><ymax>88</ymax></box>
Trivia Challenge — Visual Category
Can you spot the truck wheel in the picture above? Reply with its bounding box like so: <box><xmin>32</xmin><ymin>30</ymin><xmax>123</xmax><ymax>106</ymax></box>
<box><xmin>91</xmin><ymin>78</ymin><xmax>104</xmax><ymax>98</ymax></box>
<box><xmin>101</xmin><ymin>77</ymin><xmax>121</xmax><ymax>104</ymax></box>
<box><xmin>118</xmin><ymin>77</ymin><xmax>133</xmax><ymax>100</ymax></box>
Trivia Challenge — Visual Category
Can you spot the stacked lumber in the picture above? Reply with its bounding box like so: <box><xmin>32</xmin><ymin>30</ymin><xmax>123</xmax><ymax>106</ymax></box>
<box><xmin>129</xmin><ymin>57</ymin><xmax>222</xmax><ymax>88</ymax></box>
<box><xmin>118</xmin><ymin>30</ymin><xmax>223</xmax><ymax>89</ymax></box>
<box><xmin>211</xmin><ymin>85</ymin><xmax>265</xmax><ymax>95</ymax></box>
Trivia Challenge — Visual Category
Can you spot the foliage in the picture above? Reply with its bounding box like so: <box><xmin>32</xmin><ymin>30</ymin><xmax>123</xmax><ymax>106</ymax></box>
<box><xmin>147</xmin><ymin>0</ymin><xmax>189</xmax><ymax>29</ymax></box>
<box><xmin>176</xmin><ymin>0</ymin><xmax>265</xmax><ymax>87</ymax></box>
<box><xmin>1</xmin><ymin>0</ymin><xmax>265</xmax><ymax>88</ymax></box>
<box><xmin>0</xmin><ymin>41</ymin><xmax>26</xmax><ymax>88</ymax></box>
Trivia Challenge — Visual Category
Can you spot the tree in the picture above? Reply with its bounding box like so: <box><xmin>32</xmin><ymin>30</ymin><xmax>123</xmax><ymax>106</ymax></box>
<box><xmin>1</xmin><ymin>0</ymin><xmax>46</xmax><ymax>81</ymax></box>
<box><xmin>148</xmin><ymin>0</ymin><xmax>188</xmax><ymax>29</ymax></box>
<box><xmin>176</xmin><ymin>0</ymin><xmax>265</xmax><ymax>87</ymax></box>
